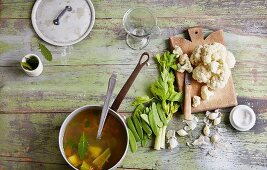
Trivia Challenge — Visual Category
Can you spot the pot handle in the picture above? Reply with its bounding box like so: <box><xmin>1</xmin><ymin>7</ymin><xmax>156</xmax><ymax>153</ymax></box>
<box><xmin>111</xmin><ymin>52</ymin><xmax>150</xmax><ymax>112</ymax></box>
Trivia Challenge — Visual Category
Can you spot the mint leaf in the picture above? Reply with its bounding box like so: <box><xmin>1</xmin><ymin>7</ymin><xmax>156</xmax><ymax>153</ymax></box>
<box><xmin>78</xmin><ymin>132</ymin><xmax>88</xmax><ymax>160</ymax></box>
<box><xmin>39</xmin><ymin>43</ymin><xmax>52</xmax><ymax>61</ymax></box>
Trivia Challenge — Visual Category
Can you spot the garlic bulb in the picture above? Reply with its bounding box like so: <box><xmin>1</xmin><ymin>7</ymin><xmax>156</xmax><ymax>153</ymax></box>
<box><xmin>177</xmin><ymin>129</ymin><xmax>188</xmax><ymax>136</ymax></box>
<box><xmin>203</xmin><ymin>125</ymin><xmax>210</xmax><ymax>136</ymax></box>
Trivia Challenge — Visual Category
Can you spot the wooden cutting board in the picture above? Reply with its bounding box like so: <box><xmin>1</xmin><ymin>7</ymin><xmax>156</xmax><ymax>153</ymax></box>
<box><xmin>169</xmin><ymin>27</ymin><xmax>238</xmax><ymax>113</ymax></box>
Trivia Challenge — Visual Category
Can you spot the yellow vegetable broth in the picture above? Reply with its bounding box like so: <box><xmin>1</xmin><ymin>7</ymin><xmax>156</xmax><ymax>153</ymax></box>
<box><xmin>63</xmin><ymin>107</ymin><xmax>127</xmax><ymax>169</ymax></box>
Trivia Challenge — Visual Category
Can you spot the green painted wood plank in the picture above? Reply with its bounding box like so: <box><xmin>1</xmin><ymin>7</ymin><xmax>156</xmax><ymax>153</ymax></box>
<box><xmin>1</xmin><ymin>0</ymin><xmax>267</xmax><ymax>20</ymax></box>
<box><xmin>0</xmin><ymin>112</ymin><xmax>266</xmax><ymax>169</ymax></box>
<box><xmin>0</xmin><ymin>19</ymin><xmax>266</xmax><ymax>67</ymax></box>
<box><xmin>0</xmin><ymin>65</ymin><xmax>157</xmax><ymax>113</ymax></box>
<box><xmin>0</xmin><ymin>64</ymin><xmax>267</xmax><ymax>113</ymax></box>
<box><xmin>0</xmin><ymin>161</ymin><xmax>71</xmax><ymax>170</ymax></box>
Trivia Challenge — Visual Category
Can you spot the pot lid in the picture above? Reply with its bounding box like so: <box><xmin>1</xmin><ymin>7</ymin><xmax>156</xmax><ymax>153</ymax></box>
<box><xmin>31</xmin><ymin>0</ymin><xmax>95</xmax><ymax>46</ymax></box>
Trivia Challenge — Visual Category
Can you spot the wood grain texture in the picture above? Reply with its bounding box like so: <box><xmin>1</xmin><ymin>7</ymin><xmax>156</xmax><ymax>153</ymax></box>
<box><xmin>0</xmin><ymin>0</ymin><xmax>267</xmax><ymax>169</ymax></box>
<box><xmin>0</xmin><ymin>110</ymin><xmax>266</xmax><ymax>169</ymax></box>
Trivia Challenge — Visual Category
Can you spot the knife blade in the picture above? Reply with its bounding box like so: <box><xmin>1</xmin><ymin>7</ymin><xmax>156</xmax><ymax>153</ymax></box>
<box><xmin>184</xmin><ymin>72</ymin><xmax>192</xmax><ymax>120</ymax></box>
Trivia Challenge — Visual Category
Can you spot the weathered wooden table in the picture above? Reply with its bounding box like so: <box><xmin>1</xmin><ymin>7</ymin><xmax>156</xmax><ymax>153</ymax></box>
<box><xmin>0</xmin><ymin>0</ymin><xmax>267</xmax><ymax>169</ymax></box>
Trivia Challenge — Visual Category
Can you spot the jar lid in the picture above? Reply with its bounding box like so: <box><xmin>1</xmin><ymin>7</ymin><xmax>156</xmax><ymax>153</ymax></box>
<box><xmin>31</xmin><ymin>0</ymin><xmax>95</xmax><ymax>46</ymax></box>
<box><xmin>229</xmin><ymin>105</ymin><xmax>256</xmax><ymax>131</ymax></box>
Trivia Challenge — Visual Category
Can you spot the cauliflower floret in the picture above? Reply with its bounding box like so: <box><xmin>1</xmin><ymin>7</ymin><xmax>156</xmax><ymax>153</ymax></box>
<box><xmin>209</xmin><ymin>61</ymin><xmax>220</xmax><ymax>74</ymax></box>
<box><xmin>177</xmin><ymin>54</ymin><xmax>193</xmax><ymax>73</ymax></box>
<box><xmin>200</xmin><ymin>43</ymin><xmax>227</xmax><ymax>65</ymax></box>
<box><xmin>190</xmin><ymin>43</ymin><xmax>235</xmax><ymax>89</ymax></box>
<box><xmin>208</xmin><ymin>75</ymin><xmax>226</xmax><ymax>89</ymax></box>
<box><xmin>192</xmin><ymin>64</ymin><xmax>211</xmax><ymax>83</ymax></box>
<box><xmin>173</xmin><ymin>46</ymin><xmax>183</xmax><ymax>56</ymax></box>
<box><xmin>192</xmin><ymin>96</ymin><xmax>201</xmax><ymax>107</ymax></box>
<box><xmin>201</xmin><ymin>86</ymin><xmax>214</xmax><ymax>100</ymax></box>
<box><xmin>226</xmin><ymin>51</ymin><xmax>236</xmax><ymax>68</ymax></box>
<box><xmin>190</xmin><ymin>45</ymin><xmax>203</xmax><ymax>66</ymax></box>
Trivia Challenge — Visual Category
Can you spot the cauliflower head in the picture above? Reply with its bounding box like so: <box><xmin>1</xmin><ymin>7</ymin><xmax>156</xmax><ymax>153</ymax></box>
<box><xmin>190</xmin><ymin>43</ymin><xmax>235</xmax><ymax>89</ymax></box>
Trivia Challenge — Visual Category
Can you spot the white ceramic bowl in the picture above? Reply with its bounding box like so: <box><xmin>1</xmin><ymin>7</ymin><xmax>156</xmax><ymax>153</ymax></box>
<box><xmin>59</xmin><ymin>105</ymin><xmax>129</xmax><ymax>170</ymax></box>
<box><xmin>21</xmin><ymin>54</ymin><xmax>43</xmax><ymax>77</ymax></box>
<box><xmin>229</xmin><ymin>105</ymin><xmax>256</xmax><ymax>131</ymax></box>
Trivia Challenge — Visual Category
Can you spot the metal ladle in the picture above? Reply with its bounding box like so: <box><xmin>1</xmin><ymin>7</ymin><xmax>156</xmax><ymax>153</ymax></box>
<box><xmin>97</xmin><ymin>72</ymin><xmax>117</xmax><ymax>139</ymax></box>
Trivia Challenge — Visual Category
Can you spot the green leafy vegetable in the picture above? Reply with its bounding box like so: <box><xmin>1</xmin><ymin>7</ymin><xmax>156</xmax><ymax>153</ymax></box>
<box><xmin>140</xmin><ymin>114</ymin><xmax>149</xmax><ymax>125</ymax></box>
<box><xmin>78</xmin><ymin>132</ymin><xmax>88</xmax><ymax>160</ymax></box>
<box><xmin>155</xmin><ymin>51</ymin><xmax>177</xmax><ymax>72</ymax></box>
<box><xmin>132</xmin><ymin>96</ymin><xmax>152</xmax><ymax>106</ymax></box>
<box><xmin>20</xmin><ymin>62</ymin><xmax>33</xmax><ymax>70</ymax></box>
<box><xmin>132</xmin><ymin>115</ymin><xmax>143</xmax><ymax>139</ymax></box>
<box><xmin>141</xmin><ymin>119</ymin><xmax>152</xmax><ymax>136</ymax></box>
<box><xmin>148</xmin><ymin>109</ymin><xmax>159</xmax><ymax>136</ymax></box>
<box><xmin>141</xmin><ymin>134</ymin><xmax>148</xmax><ymax>147</ymax></box>
<box><xmin>133</xmin><ymin>104</ymin><xmax>145</xmax><ymax>117</ymax></box>
<box><xmin>128</xmin><ymin>51</ymin><xmax>183</xmax><ymax>152</ymax></box>
<box><xmin>151</xmin><ymin>102</ymin><xmax>163</xmax><ymax>128</ymax></box>
<box><xmin>126</xmin><ymin>117</ymin><xmax>140</xmax><ymax>142</ymax></box>
<box><xmin>156</xmin><ymin>103</ymin><xmax>167</xmax><ymax>125</ymax></box>
<box><xmin>128</xmin><ymin>128</ymin><xmax>137</xmax><ymax>152</ymax></box>
<box><xmin>39</xmin><ymin>42</ymin><xmax>52</xmax><ymax>61</ymax></box>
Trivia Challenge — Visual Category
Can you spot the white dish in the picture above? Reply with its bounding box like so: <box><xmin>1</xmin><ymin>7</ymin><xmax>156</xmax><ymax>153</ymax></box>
<box><xmin>229</xmin><ymin>105</ymin><xmax>256</xmax><ymax>131</ymax></box>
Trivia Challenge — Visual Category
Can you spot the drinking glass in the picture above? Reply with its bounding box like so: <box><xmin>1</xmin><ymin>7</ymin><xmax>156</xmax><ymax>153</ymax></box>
<box><xmin>123</xmin><ymin>7</ymin><xmax>160</xmax><ymax>50</ymax></box>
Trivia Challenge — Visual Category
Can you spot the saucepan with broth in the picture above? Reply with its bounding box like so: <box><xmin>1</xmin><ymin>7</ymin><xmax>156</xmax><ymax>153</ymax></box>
<box><xmin>59</xmin><ymin>53</ymin><xmax>149</xmax><ymax>170</ymax></box>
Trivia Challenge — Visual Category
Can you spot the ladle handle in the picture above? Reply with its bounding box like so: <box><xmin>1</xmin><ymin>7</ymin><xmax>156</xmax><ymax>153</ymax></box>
<box><xmin>97</xmin><ymin>73</ymin><xmax>117</xmax><ymax>139</ymax></box>
<box><xmin>111</xmin><ymin>52</ymin><xmax>150</xmax><ymax>112</ymax></box>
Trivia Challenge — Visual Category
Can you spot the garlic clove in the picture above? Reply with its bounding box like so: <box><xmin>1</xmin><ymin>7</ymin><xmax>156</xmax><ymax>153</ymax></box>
<box><xmin>208</xmin><ymin>112</ymin><xmax>219</xmax><ymax>120</ymax></box>
<box><xmin>192</xmin><ymin>135</ymin><xmax>206</xmax><ymax>146</ymax></box>
<box><xmin>203</xmin><ymin>125</ymin><xmax>210</xmax><ymax>136</ymax></box>
<box><xmin>206</xmin><ymin>111</ymin><xmax>212</xmax><ymax>117</ymax></box>
<box><xmin>177</xmin><ymin>129</ymin><xmax>188</xmax><ymax>136</ymax></box>
<box><xmin>211</xmin><ymin>134</ymin><xmax>220</xmax><ymax>143</ymax></box>
<box><xmin>184</xmin><ymin>119</ymin><xmax>197</xmax><ymax>130</ymax></box>
<box><xmin>166</xmin><ymin>130</ymin><xmax>176</xmax><ymax>139</ymax></box>
<box><xmin>213</xmin><ymin>116</ymin><xmax>221</xmax><ymax>125</ymax></box>
<box><xmin>168</xmin><ymin>137</ymin><xmax>179</xmax><ymax>150</ymax></box>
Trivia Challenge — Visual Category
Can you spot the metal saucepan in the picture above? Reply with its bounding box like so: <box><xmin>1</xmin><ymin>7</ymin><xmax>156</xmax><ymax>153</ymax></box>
<box><xmin>59</xmin><ymin>52</ymin><xmax>149</xmax><ymax>170</ymax></box>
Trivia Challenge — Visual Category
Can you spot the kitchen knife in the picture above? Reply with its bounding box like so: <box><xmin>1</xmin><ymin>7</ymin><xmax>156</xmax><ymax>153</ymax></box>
<box><xmin>184</xmin><ymin>71</ymin><xmax>192</xmax><ymax>120</ymax></box>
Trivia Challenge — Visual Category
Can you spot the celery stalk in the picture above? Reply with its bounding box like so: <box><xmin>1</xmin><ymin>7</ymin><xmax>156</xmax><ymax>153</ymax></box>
<box><xmin>160</xmin><ymin>125</ymin><xmax>167</xmax><ymax>149</ymax></box>
<box><xmin>154</xmin><ymin>127</ymin><xmax>162</xmax><ymax>150</ymax></box>
<box><xmin>92</xmin><ymin>148</ymin><xmax>111</xmax><ymax>169</ymax></box>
